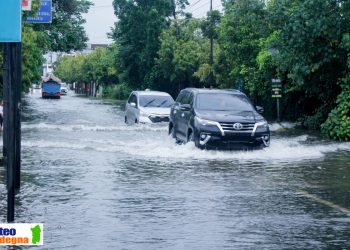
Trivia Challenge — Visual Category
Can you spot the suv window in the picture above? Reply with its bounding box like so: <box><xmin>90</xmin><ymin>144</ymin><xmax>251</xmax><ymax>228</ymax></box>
<box><xmin>181</xmin><ymin>92</ymin><xmax>194</xmax><ymax>105</ymax></box>
<box><xmin>175</xmin><ymin>91</ymin><xmax>186</xmax><ymax>103</ymax></box>
<box><xmin>176</xmin><ymin>90</ymin><xmax>193</xmax><ymax>105</ymax></box>
<box><xmin>196</xmin><ymin>93</ymin><xmax>254</xmax><ymax>111</ymax></box>
<box><xmin>128</xmin><ymin>94</ymin><xmax>137</xmax><ymax>106</ymax></box>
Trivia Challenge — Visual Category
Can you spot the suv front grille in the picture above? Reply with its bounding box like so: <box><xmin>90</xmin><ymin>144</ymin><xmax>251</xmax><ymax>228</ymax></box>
<box><xmin>219</xmin><ymin>122</ymin><xmax>255</xmax><ymax>132</ymax></box>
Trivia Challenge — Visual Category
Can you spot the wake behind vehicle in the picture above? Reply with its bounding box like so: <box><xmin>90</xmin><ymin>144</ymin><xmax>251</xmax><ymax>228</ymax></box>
<box><xmin>125</xmin><ymin>90</ymin><xmax>174</xmax><ymax>124</ymax></box>
<box><xmin>42</xmin><ymin>75</ymin><xmax>61</xmax><ymax>99</ymax></box>
<box><xmin>169</xmin><ymin>88</ymin><xmax>270</xmax><ymax>150</ymax></box>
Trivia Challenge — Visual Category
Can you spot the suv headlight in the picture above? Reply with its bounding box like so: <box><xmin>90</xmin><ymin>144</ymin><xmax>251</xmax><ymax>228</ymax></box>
<box><xmin>195</xmin><ymin>117</ymin><xmax>218</xmax><ymax>126</ymax></box>
<box><xmin>256</xmin><ymin>121</ymin><xmax>268</xmax><ymax>129</ymax></box>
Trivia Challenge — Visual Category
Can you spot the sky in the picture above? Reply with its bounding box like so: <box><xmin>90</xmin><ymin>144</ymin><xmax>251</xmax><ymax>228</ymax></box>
<box><xmin>83</xmin><ymin>0</ymin><xmax>223</xmax><ymax>44</ymax></box>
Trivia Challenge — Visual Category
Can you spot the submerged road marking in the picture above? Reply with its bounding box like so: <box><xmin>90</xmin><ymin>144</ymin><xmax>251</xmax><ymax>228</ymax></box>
<box><xmin>298</xmin><ymin>190</ymin><xmax>350</xmax><ymax>215</ymax></box>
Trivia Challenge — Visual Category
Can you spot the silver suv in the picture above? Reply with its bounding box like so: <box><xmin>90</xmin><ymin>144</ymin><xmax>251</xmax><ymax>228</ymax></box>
<box><xmin>125</xmin><ymin>91</ymin><xmax>174</xmax><ymax>124</ymax></box>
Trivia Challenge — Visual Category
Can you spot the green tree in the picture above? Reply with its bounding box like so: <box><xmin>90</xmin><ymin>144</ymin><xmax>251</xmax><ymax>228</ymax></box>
<box><xmin>154</xmin><ymin>19</ymin><xmax>211</xmax><ymax>95</ymax></box>
<box><xmin>111</xmin><ymin>0</ymin><xmax>189</xmax><ymax>89</ymax></box>
<box><xmin>217</xmin><ymin>0</ymin><xmax>269</xmax><ymax>93</ymax></box>
<box><xmin>22</xmin><ymin>26</ymin><xmax>47</xmax><ymax>91</ymax></box>
<box><xmin>267</xmin><ymin>0</ymin><xmax>350</xmax><ymax>124</ymax></box>
<box><xmin>55</xmin><ymin>45</ymin><xmax>119</xmax><ymax>89</ymax></box>
<box><xmin>34</xmin><ymin>0</ymin><xmax>92</xmax><ymax>52</ymax></box>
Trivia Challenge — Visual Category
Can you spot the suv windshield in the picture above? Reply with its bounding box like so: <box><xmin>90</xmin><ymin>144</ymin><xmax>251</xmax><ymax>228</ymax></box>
<box><xmin>139</xmin><ymin>95</ymin><xmax>174</xmax><ymax>108</ymax></box>
<box><xmin>196</xmin><ymin>93</ymin><xmax>254</xmax><ymax>111</ymax></box>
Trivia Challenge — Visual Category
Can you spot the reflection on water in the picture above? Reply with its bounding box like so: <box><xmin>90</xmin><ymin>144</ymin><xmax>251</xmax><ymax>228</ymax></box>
<box><xmin>0</xmin><ymin>92</ymin><xmax>350</xmax><ymax>249</ymax></box>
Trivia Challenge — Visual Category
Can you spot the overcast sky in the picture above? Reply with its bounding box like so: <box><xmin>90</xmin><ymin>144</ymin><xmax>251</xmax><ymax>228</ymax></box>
<box><xmin>83</xmin><ymin>0</ymin><xmax>223</xmax><ymax>44</ymax></box>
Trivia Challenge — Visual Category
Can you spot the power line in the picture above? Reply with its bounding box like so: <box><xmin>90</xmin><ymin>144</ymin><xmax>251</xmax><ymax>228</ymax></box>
<box><xmin>190</xmin><ymin>1</ymin><xmax>210</xmax><ymax>13</ymax></box>
<box><xmin>187</xmin><ymin>0</ymin><xmax>203</xmax><ymax>10</ymax></box>
<box><xmin>90</xmin><ymin>4</ymin><xmax>112</xmax><ymax>9</ymax></box>
<box><xmin>192</xmin><ymin>3</ymin><xmax>222</xmax><ymax>18</ymax></box>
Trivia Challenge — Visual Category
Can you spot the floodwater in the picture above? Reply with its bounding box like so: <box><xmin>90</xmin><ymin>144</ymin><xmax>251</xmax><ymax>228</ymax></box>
<box><xmin>1</xmin><ymin>91</ymin><xmax>350</xmax><ymax>249</ymax></box>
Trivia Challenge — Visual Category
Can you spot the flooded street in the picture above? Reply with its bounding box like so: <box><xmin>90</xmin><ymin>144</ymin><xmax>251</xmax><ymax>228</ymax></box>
<box><xmin>1</xmin><ymin>92</ymin><xmax>350</xmax><ymax>249</ymax></box>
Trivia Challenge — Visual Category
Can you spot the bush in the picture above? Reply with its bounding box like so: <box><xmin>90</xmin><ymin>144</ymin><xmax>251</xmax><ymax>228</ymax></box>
<box><xmin>103</xmin><ymin>84</ymin><xmax>131</xmax><ymax>100</ymax></box>
<box><xmin>321</xmin><ymin>86</ymin><xmax>350</xmax><ymax>141</ymax></box>
<box><xmin>301</xmin><ymin>105</ymin><xmax>329</xmax><ymax>130</ymax></box>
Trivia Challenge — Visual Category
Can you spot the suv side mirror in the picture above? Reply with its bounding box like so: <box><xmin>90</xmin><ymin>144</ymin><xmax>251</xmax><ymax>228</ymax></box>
<box><xmin>256</xmin><ymin>106</ymin><xmax>264</xmax><ymax>114</ymax></box>
<box><xmin>180</xmin><ymin>104</ymin><xmax>191</xmax><ymax>111</ymax></box>
<box><xmin>130</xmin><ymin>102</ymin><xmax>136</xmax><ymax>108</ymax></box>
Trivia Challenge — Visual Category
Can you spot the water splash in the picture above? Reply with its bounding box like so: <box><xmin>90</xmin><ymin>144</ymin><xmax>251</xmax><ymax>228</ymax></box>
<box><xmin>22</xmin><ymin>133</ymin><xmax>350</xmax><ymax>163</ymax></box>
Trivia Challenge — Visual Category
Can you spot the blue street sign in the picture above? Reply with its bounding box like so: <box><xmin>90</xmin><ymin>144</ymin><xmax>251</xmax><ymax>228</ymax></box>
<box><xmin>0</xmin><ymin>0</ymin><xmax>22</xmax><ymax>42</ymax></box>
<box><xmin>26</xmin><ymin>0</ymin><xmax>52</xmax><ymax>23</ymax></box>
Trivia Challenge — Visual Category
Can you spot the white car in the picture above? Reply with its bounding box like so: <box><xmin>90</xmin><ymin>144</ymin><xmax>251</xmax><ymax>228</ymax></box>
<box><xmin>60</xmin><ymin>83</ymin><xmax>69</xmax><ymax>95</ymax></box>
<box><xmin>125</xmin><ymin>91</ymin><xmax>175</xmax><ymax>124</ymax></box>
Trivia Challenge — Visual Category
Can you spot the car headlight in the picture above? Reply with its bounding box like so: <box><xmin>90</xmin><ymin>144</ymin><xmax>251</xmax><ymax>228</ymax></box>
<box><xmin>139</xmin><ymin>110</ymin><xmax>149</xmax><ymax>117</ymax></box>
<box><xmin>195</xmin><ymin>117</ymin><xmax>218</xmax><ymax>126</ymax></box>
<box><xmin>256</xmin><ymin>121</ymin><xmax>269</xmax><ymax>129</ymax></box>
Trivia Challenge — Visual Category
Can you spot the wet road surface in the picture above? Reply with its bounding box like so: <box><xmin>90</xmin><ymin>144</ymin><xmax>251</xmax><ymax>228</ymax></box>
<box><xmin>1</xmin><ymin>91</ymin><xmax>350</xmax><ymax>249</ymax></box>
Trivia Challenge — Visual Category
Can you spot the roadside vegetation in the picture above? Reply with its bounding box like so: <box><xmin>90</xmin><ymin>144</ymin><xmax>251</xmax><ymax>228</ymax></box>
<box><xmin>0</xmin><ymin>0</ymin><xmax>92</xmax><ymax>94</ymax></box>
<box><xmin>0</xmin><ymin>0</ymin><xmax>349</xmax><ymax>140</ymax></box>
<box><xmin>55</xmin><ymin>0</ymin><xmax>350</xmax><ymax>140</ymax></box>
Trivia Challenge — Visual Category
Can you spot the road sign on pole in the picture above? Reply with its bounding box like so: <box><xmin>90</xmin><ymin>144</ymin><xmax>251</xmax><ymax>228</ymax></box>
<box><xmin>26</xmin><ymin>0</ymin><xmax>52</xmax><ymax>23</ymax></box>
<box><xmin>0</xmin><ymin>0</ymin><xmax>22</xmax><ymax>42</ymax></box>
<box><xmin>22</xmin><ymin>0</ymin><xmax>32</xmax><ymax>11</ymax></box>
<box><xmin>271</xmin><ymin>79</ymin><xmax>282</xmax><ymax>98</ymax></box>
<box><xmin>271</xmin><ymin>79</ymin><xmax>282</xmax><ymax>121</ymax></box>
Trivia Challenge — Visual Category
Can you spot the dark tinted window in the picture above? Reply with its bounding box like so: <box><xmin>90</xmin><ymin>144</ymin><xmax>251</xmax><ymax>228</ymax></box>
<box><xmin>176</xmin><ymin>91</ymin><xmax>186</xmax><ymax>103</ymax></box>
<box><xmin>128</xmin><ymin>94</ymin><xmax>137</xmax><ymax>104</ymax></box>
<box><xmin>181</xmin><ymin>92</ymin><xmax>194</xmax><ymax>105</ymax></box>
<box><xmin>176</xmin><ymin>90</ymin><xmax>193</xmax><ymax>105</ymax></box>
<box><xmin>139</xmin><ymin>95</ymin><xmax>174</xmax><ymax>108</ymax></box>
<box><xmin>196</xmin><ymin>93</ymin><xmax>254</xmax><ymax>111</ymax></box>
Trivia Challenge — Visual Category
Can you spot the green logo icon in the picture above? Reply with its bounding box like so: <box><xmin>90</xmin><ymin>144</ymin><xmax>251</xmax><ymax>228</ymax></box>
<box><xmin>30</xmin><ymin>225</ymin><xmax>41</xmax><ymax>244</ymax></box>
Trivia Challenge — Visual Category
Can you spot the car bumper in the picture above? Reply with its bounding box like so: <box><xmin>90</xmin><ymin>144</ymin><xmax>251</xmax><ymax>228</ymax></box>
<box><xmin>139</xmin><ymin>115</ymin><xmax>170</xmax><ymax>123</ymax></box>
<box><xmin>194</xmin><ymin>125</ymin><xmax>270</xmax><ymax>149</ymax></box>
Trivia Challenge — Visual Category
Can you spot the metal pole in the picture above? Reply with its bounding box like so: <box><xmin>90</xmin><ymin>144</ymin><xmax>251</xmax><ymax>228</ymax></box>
<box><xmin>209</xmin><ymin>0</ymin><xmax>213</xmax><ymax>66</ymax></box>
<box><xmin>277</xmin><ymin>98</ymin><xmax>280</xmax><ymax>122</ymax></box>
<box><xmin>4</xmin><ymin>43</ymin><xmax>15</xmax><ymax>222</ymax></box>
<box><xmin>15</xmin><ymin>43</ymin><xmax>22</xmax><ymax>192</ymax></box>
<box><xmin>209</xmin><ymin>0</ymin><xmax>214</xmax><ymax>86</ymax></box>
<box><xmin>3</xmin><ymin>42</ymin><xmax>21</xmax><ymax>222</ymax></box>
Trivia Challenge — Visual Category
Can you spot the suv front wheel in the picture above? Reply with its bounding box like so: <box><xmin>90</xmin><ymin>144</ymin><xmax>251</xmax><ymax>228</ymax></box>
<box><xmin>188</xmin><ymin>130</ymin><xmax>204</xmax><ymax>149</ymax></box>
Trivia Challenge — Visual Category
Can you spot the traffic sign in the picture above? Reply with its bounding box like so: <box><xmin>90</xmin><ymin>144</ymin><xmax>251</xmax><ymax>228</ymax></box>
<box><xmin>272</xmin><ymin>79</ymin><xmax>281</xmax><ymax>83</ymax></box>
<box><xmin>271</xmin><ymin>79</ymin><xmax>282</xmax><ymax>98</ymax></box>
<box><xmin>26</xmin><ymin>0</ymin><xmax>52</xmax><ymax>23</ymax></box>
<box><xmin>0</xmin><ymin>0</ymin><xmax>22</xmax><ymax>42</ymax></box>
<box><xmin>22</xmin><ymin>0</ymin><xmax>32</xmax><ymax>11</ymax></box>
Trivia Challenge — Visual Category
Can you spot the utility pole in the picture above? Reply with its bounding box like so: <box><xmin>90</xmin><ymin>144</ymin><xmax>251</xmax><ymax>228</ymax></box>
<box><xmin>209</xmin><ymin>0</ymin><xmax>213</xmax><ymax>67</ymax></box>
<box><xmin>209</xmin><ymin>0</ymin><xmax>214</xmax><ymax>87</ymax></box>
<box><xmin>3</xmin><ymin>43</ymin><xmax>22</xmax><ymax>223</ymax></box>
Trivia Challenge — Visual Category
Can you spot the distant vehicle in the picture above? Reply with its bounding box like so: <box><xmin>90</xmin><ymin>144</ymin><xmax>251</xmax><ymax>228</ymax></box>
<box><xmin>32</xmin><ymin>83</ymin><xmax>41</xmax><ymax>89</ymax></box>
<box><xmin>125</xmin><ymin>90</ymin><xmax>175</xmax><ymax>124</ymax></box>
<box><xmin>169</xmin><ymin>88</ymin><xmax>270</xmax><ymax>149</ymax></box>
<box><xmin>60</xmin><ymin>83</ymin><xmax>68</xmax><ymax>95</ymax></box>
<box><xmin>42</xmin><ymin>75</ymin><xmax>61</xmax><ymax>99</ymax></box>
